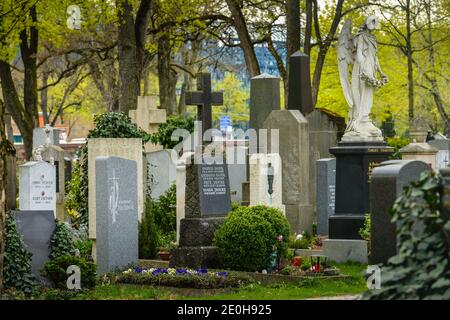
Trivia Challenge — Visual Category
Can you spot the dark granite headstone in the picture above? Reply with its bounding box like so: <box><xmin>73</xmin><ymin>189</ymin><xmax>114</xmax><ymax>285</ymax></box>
<box><xmin>370</xmin><ymin>160</ymin><xmax>430</xmax><ymax>264</ymax></box>
<box><xmin>316</xmin><ymin>158</ymin><xmax>336</xmax><ymax>235</ymax></box>
<box><xmin>64</xmin><ymin>157</ymin><xmax>72</xmax><ymax>182</ymax></box>
<box><xmin>287</xmin><ymin>51</ymin><xmax>313</xmax><ymax>115</ymax></box>
<box><xmin>328</xmin><ymin>142</ymin><xmax>394</xmax><ymax>239</ymax></box>
<box><xmin>171</xmin><ymin>153</ymin><xmax>231</xmax><ymax>268</ymax></box>
<box><xmin>95</xmin><ymin>156</ymin><xmax>138</xmax><ymax>275</ymax></box>
<box><xmin>13</xmin><ymin>210</ymin><xmax>55</xmax><ymax>284</ymax></box>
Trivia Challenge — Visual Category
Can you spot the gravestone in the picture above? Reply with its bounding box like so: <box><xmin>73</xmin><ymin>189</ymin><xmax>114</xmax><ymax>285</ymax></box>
<box><xmin>64</xmin><ymin>157</ymin><xmax>72</xmax><ymax>182</ymax></box>
<box><xmin>13</xmin><ymin>210</ymin><xmax>55</xmax><ymax>284</ymax></box>
<box><xmin>263</xmin><ymin>110</ymin><xmax>313</xmax><ymax>233</ymax></box>
<box><xmin>370</xmin><ymin>160</ymin><xmax>431</xmax><ymax>264</ymax></box>
<box><xmin>185</xmin><ymin>73</ymin><xmax>223</xmax><ymax>139</ymax></box>
<box><xmin>328</xmin><ymin>143</ymin><xmax>394</xmax><ymax>239</ymax></box>
<box><xmin>171</xmin><ymin>153</ymin><xmax>231</xmax><ymax>268</ymax></box>
<box><xmin>225</xmin><ymin>143</ymin><xmax>248</xmax><ymax>203</ymax></box>
<box><xmin>129</xmin><ymin>96</ymin><xmax>167</xmax><ymax>153</ymax></box>
<box><xmin>249</xmin><ymin>74</ymin><xmax>281</xmax><ymax>133</ymax></box>
<box><xmin>146</xmin><ymin>149</ymin><xmax>177</xmax><ymax>199</ymax></box>
<box><xmin>400</xmin><ymin>131</ymin><xmax>438</xmax><ymax>169</ymax></box>
<box><xmin>94</xmin><ymin>156</ymin><xmax>138</xmax><ymax>275</ymax></box>
<box><xmin>19</xmin><ymin>161</ymin><xmax>56</xmax><ymax>215</ymax></box>
<box><xmin>428</xmin><ymin>138</ymin><xmax>450</xmax><ymax>169</ymax></box>
<box><xmin>286</xmin><ymin>51</ymin><xmax>313</xmax><ymax>115</ymax></box>
<box><xmin>316</xmin><ymin>158</ymin><xmax>336</xmax><ymax>235</ymax></box>
<box><xmin>175</xmin><ymin>152</ymin><xmax>194</xmax><ymax>243</ymax></box>
<box><xmin>307</xmin><ymin>109</ymin><xmax>345</xmax><ymax>210</ymax></box>
<box><xmin>88</xmin><ymin>138</ymin><xmax>144</xmax><ymax>227</ymax></box>
<box><xmin>33</xmin><ymin>127</ymin><xmax>60</xmax><ymax>150</ymax></box>
<box><xmin>249</xmin><ymin>153</ymin><xmax>284</xmax><ymax>213</ymax></box>
<box><xmin>6</xmin><ymin>145</ymin><xmax>16</xmax><ymax>210</ymax></box>
<box><xmin>33</xmin><ymin>126</ymin><xmax>66</xmax><ymax>220</ymax></box>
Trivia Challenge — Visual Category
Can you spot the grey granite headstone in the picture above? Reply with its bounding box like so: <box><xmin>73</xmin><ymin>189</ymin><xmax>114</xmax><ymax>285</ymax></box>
<box><xmin>146</xmin><ymin>149</ymin><xmax>176</xmax><ymax>199</ymax></box>
<box><xmin>226</xmin><ymin>146</ymin><xmax>247</xmax><ymax>203</ymax></box>
<box><xmin>370</xmin><ymin>160</ymin><xmax>431</xmax><ymax>264</ymax></box>
<box><xmin>95</xmin><ymin>156</ymin><xmax>138</xmax><ymax>275</ymax></box>
<box><xmin>13</xmin><ymin>210</ymin><xmax>55</xmax><ymax>284</ymax></box>
<box><xmin>249</xmin><ymin>74</ymin><xmax>280</xmax><ymax>133</ymax></box>
<box><xmin>316</xmin><ymin>158</ymin><xmax>336</xmax><ymax>235</ymax></box>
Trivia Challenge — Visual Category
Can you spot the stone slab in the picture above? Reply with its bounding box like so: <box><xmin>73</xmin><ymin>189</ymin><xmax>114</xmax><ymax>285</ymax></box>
<box><xmin>179</xmin><ymin>217</ymin><xmax>226</xmax><ymax>247</ymax></box>
<box><xmin>170</xmin><ymin>246</ymin><xmax>221</xmax><ymax>269</ymax></box>
<box><xmin>316</xmin><ymin>158</ymin><xmax>336</xmax><ymax>235</ymax></box>
<box><xmin>322</xmin><ymin>239</ymin><xmax>368</xmax><ymax>264</ymax></box>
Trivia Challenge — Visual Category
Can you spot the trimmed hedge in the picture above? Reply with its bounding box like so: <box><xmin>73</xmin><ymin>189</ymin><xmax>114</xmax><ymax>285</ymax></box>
<box><xmin>213</xmin><ymin>205</ymin><xmax>290</xmax><ymax>272</ymax></box>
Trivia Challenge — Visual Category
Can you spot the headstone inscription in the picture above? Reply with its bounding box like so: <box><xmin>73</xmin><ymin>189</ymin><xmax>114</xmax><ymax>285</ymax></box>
<box><xmin>316</xmin><ymin>158</ymin><xmax>336</xmax><ymax>235</ymax></box>
<box><xmin>19</xmin><ymin>161</ymin><xmax>56</xmax><ymax>214</ymax></box>
<box><xmin>94</xmin><ymin>156</ymin><xmax>138</xmax><ymax>275</ymax></box>
<box><xmin>13</xmin><ymin>210</ymin><xmax>55</xmax><ymax>284</ymax></box>
<box><xmin>370</xmin><ymin>160</ymin><xmax>431</xmax><ymax>264</ymax></box>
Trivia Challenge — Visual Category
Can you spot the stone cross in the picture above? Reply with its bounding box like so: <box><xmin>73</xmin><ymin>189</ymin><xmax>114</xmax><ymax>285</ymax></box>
<box><xmin>185</xmin><ymin>73</ymin><xmax>223</xmax><ymax>138</ymax></box>
<box><xmin>287</xmin><ymin>51</ymin><xmax>313</xmax><ymax>115</ymax></box>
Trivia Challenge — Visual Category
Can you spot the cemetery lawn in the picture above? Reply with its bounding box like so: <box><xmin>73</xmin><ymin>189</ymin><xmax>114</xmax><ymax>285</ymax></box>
<box><xmin>76</xmin><ymin>263</ymin><xmax>367</xmax><ymax>300</ymax></box>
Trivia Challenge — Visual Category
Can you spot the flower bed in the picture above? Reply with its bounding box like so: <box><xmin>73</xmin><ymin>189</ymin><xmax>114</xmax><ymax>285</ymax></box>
<box><xmin>117</xmin><ymin>267</ymin><xmax>253</xmax><ymax>289</ymax></box>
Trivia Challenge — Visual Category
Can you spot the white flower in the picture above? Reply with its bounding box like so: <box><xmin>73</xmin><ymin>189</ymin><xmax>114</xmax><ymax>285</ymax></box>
<box><xmin>296</xmin><ymin>233</ymin><xmax>303</xmax><ymax>240</ymax></box>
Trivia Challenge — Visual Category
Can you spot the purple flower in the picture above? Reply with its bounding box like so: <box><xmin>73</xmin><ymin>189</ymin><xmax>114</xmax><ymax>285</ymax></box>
<box><xmin>197</xmin><ymin>268</ymin><xmax>208</xmax><ymax>275</ymax></box>
<box><xmin>216</xmin><ymin>271</ymin><xmax>228</xmax><ymax>278</ymax></box>
<box><xmin>176</xmin><ymin>269</ymin><xmax>188</xmax><ymax>275</ymax></box>
<box><xmin>134</xmin><ymin>266</ymin><xmax>143</xmax><ymax>273</ymax></box>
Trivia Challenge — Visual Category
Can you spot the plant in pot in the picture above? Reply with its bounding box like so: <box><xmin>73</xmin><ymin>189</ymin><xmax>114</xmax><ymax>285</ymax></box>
<box><xmin>157</xmin><ymin>232</ymin><xmax>177</xmax><ymax>261</ymax></box>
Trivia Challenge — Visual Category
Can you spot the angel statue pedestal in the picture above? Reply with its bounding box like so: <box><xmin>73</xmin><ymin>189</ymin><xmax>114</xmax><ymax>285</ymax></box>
<box><xmin>327</xmin><ymin>16</ymin><xmax>394</xmax><ymax>240</ymax></box>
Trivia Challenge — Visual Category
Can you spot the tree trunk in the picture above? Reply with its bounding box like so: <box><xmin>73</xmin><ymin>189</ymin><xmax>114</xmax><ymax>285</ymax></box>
<box><xmin>285</xmin><ymin>0</ymin><xmax>300</xmax><ymax>108</ymax></box>
<box><xmin>304</xmin><ymin>0</ymin><xmax>313</xmax><ymax>55</ymax></box>
<box><xmin>0</xmin><ymin>99</ymin><xmax>6</xmax><ymax>294</ymax></box>
<box><xmin>225</xmin><ymin>0</ymin><xmax>260</xmax><ymax>78</ymax></box>
<box><xmin>406</xmin><ymin>0</ymin><xmax>414</xmax><ymax>127</ymax></box>
<box><xmin>157</xmin><ymin>35</ymin><xmax>178</xmax><ymax>116</ymax></box>
<box><xmin>41</xmin><ymin>72</ymin><xmax>49</xmax><ymax>124</ymax></box>
<box><xmin>117</xmin><ymin>0</ymin><xmax>140</xmax><ymax>113</ymax></box>
<box><xmin>424</xmin><ymin>0</ymin><xmax>449</xmax><ymax>134</ymax></box>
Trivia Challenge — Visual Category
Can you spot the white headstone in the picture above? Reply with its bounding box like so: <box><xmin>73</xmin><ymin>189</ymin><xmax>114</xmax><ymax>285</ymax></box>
<box><xmin>19</xmin><ymin>161</ymin><xmax>56</xmax><ymax>215</ymax></box>
<box><xmin>249</xmin><ymin>153</ymin><xmax>285</xmax><ymax>213</ymax></box>
<box><xmin>146</xmin><ymin>149</ymin><xmax>177</xmax><ymax>199</ymax></box>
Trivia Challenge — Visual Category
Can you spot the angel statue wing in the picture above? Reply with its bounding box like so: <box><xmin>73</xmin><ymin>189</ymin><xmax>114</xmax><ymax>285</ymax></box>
<box><xmin>338</xmin><ymin>19</ymin><xmax>355</xmax><ymax>112</ymax></box>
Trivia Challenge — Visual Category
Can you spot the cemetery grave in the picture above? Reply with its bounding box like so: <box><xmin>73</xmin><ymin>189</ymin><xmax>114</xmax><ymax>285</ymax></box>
<box><xmin>1</xmin><ymin>3</ymin><xmax>450</xmax><ymax>303</ymax></box>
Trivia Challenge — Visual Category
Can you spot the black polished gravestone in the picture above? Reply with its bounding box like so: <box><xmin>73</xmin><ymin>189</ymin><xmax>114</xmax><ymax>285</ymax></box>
<box><xmin>370</xmin><ymin>160</ymin><xmax>431</xmax><ymax>264</ymax></box>
<box><xmin>171</xmin><ymin>153</ymin><xmax>232</xmax><ymax>269</ymax></box>
<box><xmin>328</xmin><ymin>142</ymin><xmax>394</xmax><ymax>239</ymax></box>
<box><xmin>185</xmin><ymin>73</ymin><xmax>223</xmax><ymax>139</ymax></box>
<box><xmin>286</xmin><ymin>51</ymin><xmax>313</xmax><ymax>116</ymax></box>
<box><xmin>13</xmin><ymin>210</ymin><xmax>56</xmax><ymax>284</ymax></box>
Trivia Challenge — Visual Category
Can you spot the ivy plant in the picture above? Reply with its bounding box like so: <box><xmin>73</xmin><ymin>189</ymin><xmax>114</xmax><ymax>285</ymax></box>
<box><xmin>363</xmin><ymin>171</ymin><xmax>450</xmax><ymax>300</ymax></box>
<box><xmin>49</xmin><ymin>220</ymin><xmax>76</xmax><ymax>260</ymax></box>
<box><xmin>149</xmin><ymin>115</ymin><xmax>194</xmax><ymax>149</ymax></box>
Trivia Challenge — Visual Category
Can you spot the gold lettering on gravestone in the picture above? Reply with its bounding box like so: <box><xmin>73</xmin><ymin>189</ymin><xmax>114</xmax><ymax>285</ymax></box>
<box><xmin>367</xmin><ymin>162</ymin><xmax>381</xmax><ymax>183</ymax></box>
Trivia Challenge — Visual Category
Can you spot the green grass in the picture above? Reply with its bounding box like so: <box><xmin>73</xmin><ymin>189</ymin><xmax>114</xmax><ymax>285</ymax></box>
<box><xmin>73</xmin><ymin>263</ymin><xmax>368</xmax><ymax>300</ymax></box>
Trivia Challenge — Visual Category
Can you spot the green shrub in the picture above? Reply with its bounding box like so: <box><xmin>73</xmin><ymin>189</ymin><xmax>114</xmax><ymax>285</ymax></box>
<box><xmin>66</xmin><ymin>112</ymin><xmax>149</xmax><ymax>226</ymax></box>
<box><xmin>288</xmin><ymin>231</ymin><xmax>315</xmax><ymax>249</ymax></box>
<box><xmin>213</xmin><ymin>205</ymin><xmax>290</xmax><ymax>272</ymax></box>
<box><xmin>3</xmin><ymin>212</ymin><xmax>36</xmax><ymax>293</ymax></box>
<box><xmin>158</xmin><ymin>231</ymin><xmax>177</xmax><ymax>251</ymax></box>
<box><xmin>74</xmin><ymin>239</ymin><xmax>93</xmax><ymax>260</ymax></box>
<box><xmin>41</xmin><ymin>255</ymin><xmax>97</xmax><ymax>290</ymax></box>
<box><xmin>359</xmin><ymin>214</ymin><xmax>371</xmax><ymax>241</ymax></box>
<box><xmin>152</xmin><ymin>184</ymin><xmax>176</xmax><ymax>234</ymax></box>
<box><xmin>149</xmin><ymin>115</ymin><xmax>195</xmax><ymax>149</ymax></box>
<box><xmin>363</xmin><ymin>171</ymin><xmax>450</xmax><ymax>300</ymax></box>
<box><xmin>386</xmin><ymin>136</ymin><xmax>410</xmax><ymax>159</ymax></box>
<box><xmin>139</xmin><ymin>198</ymin><xmax>159</xmax><ymax>259</ymax></box>
<box><xmin>49</xmin><ymin>220</ymin><xmax>76</xmax><ymax>260</ymax></box>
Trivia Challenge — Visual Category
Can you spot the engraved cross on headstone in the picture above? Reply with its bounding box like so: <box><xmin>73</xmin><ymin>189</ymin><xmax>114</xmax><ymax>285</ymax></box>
<box><xmin>185</xmin><ymin>73</ymin><xmax>223</xmax><ymax>139</ymax></box>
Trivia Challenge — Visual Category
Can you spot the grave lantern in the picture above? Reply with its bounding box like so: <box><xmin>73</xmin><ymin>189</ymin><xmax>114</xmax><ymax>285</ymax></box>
<box><xmin>310</xmin><ymin>254</ymin><xmax>328</xmax><ymax>273</ymax></box>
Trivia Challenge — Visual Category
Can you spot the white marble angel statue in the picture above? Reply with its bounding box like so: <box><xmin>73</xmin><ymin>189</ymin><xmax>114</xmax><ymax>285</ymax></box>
<box><xmin>338</xmin><ymin>16</ymin><xmax>388</xmax><ymax>142</ymax></box>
